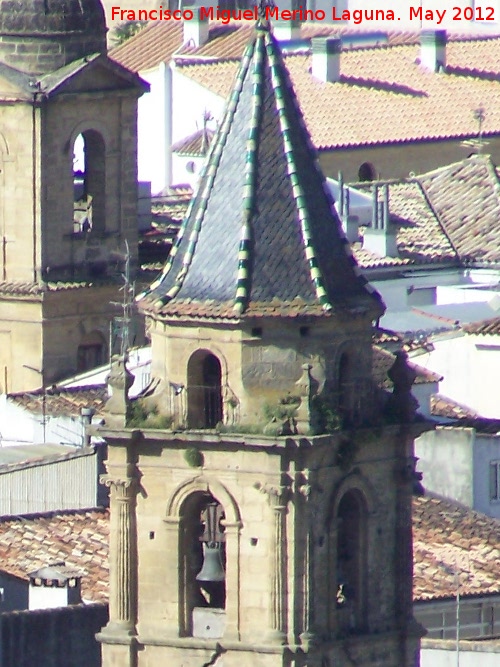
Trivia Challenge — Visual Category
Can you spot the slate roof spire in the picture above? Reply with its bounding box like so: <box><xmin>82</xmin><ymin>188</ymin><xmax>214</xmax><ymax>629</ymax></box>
<box><xmin>140</xmin><ymin>20</ymin><xmax>383</xmax><ymax>320</ymax></box>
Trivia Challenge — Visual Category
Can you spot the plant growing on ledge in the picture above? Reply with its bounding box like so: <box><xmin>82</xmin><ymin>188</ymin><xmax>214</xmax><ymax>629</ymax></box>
<box><xmin>127</xmin><ymin>400</ymin><xmax>173</xmax><ymax>429</ymax></box>
<box><xmin>310</xmin><ymin>393</ymin><xmax>342</xmax><ymax>435</ymax></box>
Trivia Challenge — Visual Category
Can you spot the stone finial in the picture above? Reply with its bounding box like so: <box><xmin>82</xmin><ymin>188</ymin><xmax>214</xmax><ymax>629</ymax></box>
<box><xmin>103</xmin><ymin>355</ymin><xmax>134</xmax><ymax>428</ymax></box>
<box><xmin>385</xmin><ymin>350</ymin><xmax>419</xmax><ymax>423</ymax></box>
<box><xmin>295</xmin><ymin>364</ymin><xmax>313</xmax><ymax>435</ymax></box>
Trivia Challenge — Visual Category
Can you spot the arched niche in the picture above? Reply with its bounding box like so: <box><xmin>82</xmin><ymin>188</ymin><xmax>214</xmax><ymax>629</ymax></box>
<box><xmin>187</xmin><ymin>349</ymin><xmax>223</xmax><ymax>428</ymax></box>
<box><xmin>165</xmin><ymin>476</ymin><xmax>242</xmax><ymax>638</ymax></box>
<box><xmin>325</xmin><ymin>473</ymin><xmax>377</xmax><ymax>635</ymax></box>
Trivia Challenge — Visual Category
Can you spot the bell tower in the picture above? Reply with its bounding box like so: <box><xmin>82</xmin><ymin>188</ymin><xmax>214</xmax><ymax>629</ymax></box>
<box><xmin>98</xmin><ymin>17</ymin><xmax>424</xmax><ymax>667</ymax></box>
<box><xmin>0</xmin><ymin>0</ymin><xmax>147</xmax><ymax>391</ymax></box>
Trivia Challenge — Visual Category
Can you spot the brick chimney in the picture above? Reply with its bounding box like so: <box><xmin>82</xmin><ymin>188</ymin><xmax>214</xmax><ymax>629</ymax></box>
<box><xmin>363</xmin><ymin>184</ymin><xmax>398</xmax><ymax>257</ymax></box>
<box><xmin>311</xmin><ymin>37</ymin><xmax>342</xmax><ymax>83</ymax></box>
<box><xmin>420</xmin><ymin>30</ymin><xmax>447</xmax><ymax>72</ymax></box>
<box><xmin>183</xmin><ymin>15</ymin><xmax>209</xmax><ymax>48</ymax></box>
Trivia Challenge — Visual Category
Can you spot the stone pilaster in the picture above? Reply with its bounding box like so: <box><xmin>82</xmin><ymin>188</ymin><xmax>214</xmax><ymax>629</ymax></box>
<box><xmin>221</xmin><ymin>519</ymin><xmax>242</xmax><ymax>641</ymax></box>
<box><xmin>101</xmin><ymin>466</ymin><xmax>139</xmax><ymax>636</ymax></box>
<box><xmin>255</xmin><ymin>482</ymin><xmax>290</xmax><ymax>643</ymax></box>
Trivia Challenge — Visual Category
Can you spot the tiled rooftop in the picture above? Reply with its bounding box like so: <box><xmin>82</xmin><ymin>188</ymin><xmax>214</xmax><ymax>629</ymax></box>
<box><xmin>171</xmin><ymin>128</ymin><xmax>214</xmax><ymax>156</ymax></box>
<box><xmin>179</xmin><ymin>36</ymin><xmax>500</xmax><ymax>150</ymax></box>
<box><xmin>430</xmin><ymin>393</ymin><xmax>479</xmax><ymax>420</ymax></box>
<box><xmin>413</xmin><ymin>494</ymin><xmax>500</xmax><ymax>601</ymax></box>
<box><xmin>463</xmin><ymin>315</ymin><xmax>500</xmax><ymax>335</ymax></box>
<box><xmin>145</xmin><ymin>154</ymin><xmax>500</xmax><ymax>272</ymax></box>
<box><xmin>355</xmin><ymin>154</ymin><xmax>500</xmax><ymax>268</ymax></box>
<box><xmin>110</xmin><ymin>23</ymin><xmax>420</xmax><ymax>73</ymax></box>
<box><xmin>1</xmin><ymin>493</ymin><xmax>497</xmax><ymax>605</ymax></box>
<box><xmin>373</xmin><ymin>345</ymin><xmax>442</xmax><ymax>388</ymax></box>
<box><xmin>8</xmin><ymin>385</ymin><xmax>108</xmax><ymax>417</ymax></box>
<box><xmin>140</xmin><ymin>24</ymin><xmax>383</xmax><ymax>319</ymax></box>
<box><xmin>0</xmin><ymin>508</ymin><xmax>109</xmax><ymax>603</ymax></box>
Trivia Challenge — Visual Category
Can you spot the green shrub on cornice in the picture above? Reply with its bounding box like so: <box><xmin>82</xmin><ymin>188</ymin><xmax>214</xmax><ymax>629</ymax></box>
<box><xmin>263</xmin><ymin>394</ymin><xmax>301</xmax><ymax>422</ymax></box>
<box><xmin>310</xmin><ymin>394</ymin><xmax>341</xmax><ymax>435</ymax></box>
<box><xmin>127</xmin><ymin>401</ymin><xmax>173</xmax><ymax>429</ymax></box>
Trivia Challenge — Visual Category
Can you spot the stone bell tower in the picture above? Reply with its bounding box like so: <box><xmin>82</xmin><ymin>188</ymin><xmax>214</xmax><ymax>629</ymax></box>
<box><xmin>98</xmin><ymin>18</ymin><xmax>424</xmax><ymax>667</ymax></box>
<box><xmin>0</xmin><ymin>0</ymin><xmax>147</xmax><ymax>391</ymax></box>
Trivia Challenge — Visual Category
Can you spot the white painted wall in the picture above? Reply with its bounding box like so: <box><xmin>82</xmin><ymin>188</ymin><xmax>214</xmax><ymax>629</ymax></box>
<box><xmin>171</xmin><ymin>65</ymin><xmax>224</xmax><ymax>160</ymax></box>
<box><xmin>421</xmin><ymin>642</ymin><xmax>500</xmax><ymax>667</ymax></box>
<box><xmin>137</xmin><ymin>63</ymin><xmax>172</xmax><ymax>194</ymax></box>
<box><xmin>415</xmin><ymin>333</ymin><xmax>500</xmax><ymax>418</ymax></box>
<box><xmin>416</xmin><ymin>427</ymin><xmax>475</xmax><ymax>507</ymax></box>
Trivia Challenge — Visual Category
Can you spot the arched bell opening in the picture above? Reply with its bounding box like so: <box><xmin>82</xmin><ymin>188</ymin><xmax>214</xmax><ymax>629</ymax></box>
<box><xmin>335</xmin><ymin>489</ymin><xmax>368</xmax><ymax>633</ymax></box>
<box><xmin>187</xmin><ymin>350</ymin><xmax>223</xmax><ymax>428</ymax></box>
<box><xmin>179</xmin><ymin>491</ymin><xmax>226</xmax><ymax>638</ymax></box>
<box><xmin>72</xmin><ymin>130</ymin><xmax>106</xmax><ymax>234</ymax></box>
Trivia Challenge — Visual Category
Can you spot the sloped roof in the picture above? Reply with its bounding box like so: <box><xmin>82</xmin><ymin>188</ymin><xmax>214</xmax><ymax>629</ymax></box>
<box><xmin>140</xmin><ymin>23</ymin><xmax>382</xmax><ymax>320</ymax></box>
<box><xmin>3</xmin><ymin>492</ymin><xmax>498</xmax><ymax>605</ymax></box>
<box><xmin>0</xmin><ymin>508</ymin><xmax>109</xmax><ymax>603</ymax></box>
<box><xmin>0</xmin><ymin>53</ymin><xmax>148</xmax><ymax>100</ymax></box>
<box><xmin>110</xmin><ymin>22</ymin><xmax>418</xmax><ymax>73</ymax></box>
<box><xmin>413</xmin><ymin>494</ymin><xmax>500</xmax><ymax>601</ymax></box>
<box><xmin>8</xmin><ymin>385</ymin><xmax>107</xmax><ymax>417</ymax></box>
<box><xmin>373</xmin><ymin>345</ymin><xmax>442</xmax><ymax>388</ymax></box>
<box><xmin>180</xmin><ymin>36</ymin><xmax>500</xmax><ymax>150</ymax></box>
<box><xmin>0</xmin><ymin>444</ymin><xmax>95</xmax><ymax>473</ymax></box>
<box><xmin>355</xmin><ymin>154</ymin><xmax>500</xmax><ymax>269</ymax></box>
<box><xmin>171</xmin><ymin>128</ymin><xmax>215</xmax><ymax>156</ymax></box>
<box><xmin>463</xmin><ymin>315</ymin><xmax>500</xmax><ymax>335</ymax></box>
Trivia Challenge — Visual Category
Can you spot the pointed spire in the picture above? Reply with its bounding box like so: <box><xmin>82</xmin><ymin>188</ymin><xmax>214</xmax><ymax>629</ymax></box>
<box><xmin>140</xmin><ymin>23</ymin><xmax>383</xmax><ymax>321</ymax></box>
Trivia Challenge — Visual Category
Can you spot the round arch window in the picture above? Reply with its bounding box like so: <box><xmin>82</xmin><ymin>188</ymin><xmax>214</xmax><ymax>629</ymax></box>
<box><xmin>358</xmin><ymin>162</ymin><xmax>376</xmax><ymax>182</ymax></box>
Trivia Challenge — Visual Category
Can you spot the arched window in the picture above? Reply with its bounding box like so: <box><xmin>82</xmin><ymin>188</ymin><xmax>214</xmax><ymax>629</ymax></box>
<box><xmin>358</xmin><ymin>162</ymin><xmax>376</xmax><ymax>182</ymax></box>
<box><xmin>77</xmin><ymin>330</ymin><xmax>106</xmax><ymax>372</ymax></box>
<box><xmin>187</xmin><ymin>350</ymin><xmax>223</xmax><ymax>428</ymax></box>
<box><xmin>179</xmin><ymin>491</ymin><xmax>226</xmax><ymax>638</ymax></box>
<box><xmin>73</xmin><ymin>130</ymin><xmax>106</xmax><ymax>234</ymax></box>
<box><xmin>336</xmin><ymin>490</ymin><xmax>367</xmax><ymax>632</ymax></box>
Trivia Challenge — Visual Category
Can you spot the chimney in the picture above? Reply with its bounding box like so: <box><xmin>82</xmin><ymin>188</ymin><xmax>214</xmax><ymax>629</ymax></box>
<box><xmin>420</xmin><ymin>30</ymin><xmax>447</xmax><ymax>72</ymax></box>
<box><xmin>363</xmin><ymin>184</ymin><xmax>398</xmax><ymax>257</ymax></box>
<box><xmin>312</xmin><ymin>37</ymin><xmax>342</xmax><ymax>83</ymax></box>
<box><xmin>28</xmin><ymin>564</ymin><xmax>82</xmax><ymax>610</ymax></box>
<box><xmin>183</xmin><ymin>15</ymin><xmax>209</xmax><ymax>48</ymax></box>
<box><xmin>274</xmin><ymin>18</ymin><xmax>301</xmax><ymax>42</ymax></box>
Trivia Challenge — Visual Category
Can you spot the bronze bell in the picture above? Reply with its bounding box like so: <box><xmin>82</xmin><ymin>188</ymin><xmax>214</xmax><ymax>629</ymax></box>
<box><xmin>196</xmin><ymin>543</ymin><xmax>225</xmax><ymax>582</ymax></box>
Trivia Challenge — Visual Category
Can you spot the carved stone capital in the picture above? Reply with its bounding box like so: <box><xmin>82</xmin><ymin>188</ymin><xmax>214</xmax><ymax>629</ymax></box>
<box><xmin>253</xmin><ymin>481</ymin><xmax>291</xmax><ymax>506</ymax></box>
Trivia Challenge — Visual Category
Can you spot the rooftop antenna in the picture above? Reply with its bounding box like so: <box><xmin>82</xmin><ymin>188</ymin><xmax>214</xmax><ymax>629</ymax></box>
<box><xmin>110</xmin><ymin>240</ymin><xmax>136</xmax><ymax>358</ymax></box>
<box><xmin>473</xmin><ymin>105</ymin><xmax>486</xmax><ymax>153</ymax></box>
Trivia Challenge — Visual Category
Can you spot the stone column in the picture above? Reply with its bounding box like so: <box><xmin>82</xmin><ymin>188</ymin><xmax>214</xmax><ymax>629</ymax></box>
<box><xmin>255</xmin><ymin>483</ymin><xmax>289</xmax><ymax>643</ymax></box>
<box><xmin>101</xmin><ymin>466</ymin><xmax>139</xmax><ymax>636</ymax></box>
<box><xmin>221</xmin><ymin>519</ymin><xmax>242</xmax><ymax>641</ymax></box>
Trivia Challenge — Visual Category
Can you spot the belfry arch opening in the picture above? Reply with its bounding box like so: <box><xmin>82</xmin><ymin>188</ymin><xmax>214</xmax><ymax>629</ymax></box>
<box><xmin>336</xmin><ymin>489</ymin><xmax>368</xmax><ymax>632</ymax></box>
<box><xmin>179</xmin><ymin>491</ymin><xmax>226</xmax><ymax>637</ymax></box>
<box><xmin>73</xmin><ymin>130</ymin><xmax>106</xmax><ymax>233</ymax></box>
<box><xmin>187</xmin><ymin>350</ymin><xmax>223</xmax><ymax>428</ymax></box>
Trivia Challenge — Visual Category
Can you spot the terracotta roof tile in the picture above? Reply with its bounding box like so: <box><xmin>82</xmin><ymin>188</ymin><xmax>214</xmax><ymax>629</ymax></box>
<box><xmin>373</xmin><ymin>345</ymin><xmax>442</xmax><ymax>388</ymax></box>
<box><xmin>3</xmin><ymin>488</ymin><xmax>497</xmax><ymax>605</ymax></box>
<box><xmin>413</xmin><ymin>494</ymin><xmax>500</xmax><ymax>601</ymax></box>
<box><xmin>430</xmin><ymin>393</ymin><xmax>479</xmax><ymax>420</ymax></box>
<box><xmin>8</xmin><ymin>385</ymin><xmax>107</xmax><ymax>417</ymax></box>
<box><xmin>463</xmin><ymin>315</ymin><xmax>500</xmax><ymax>335</ymax></box>
<box><xmin>171</xmin><ymin>128</ymin><xmax>215</xmax><ymax>156</ymax></box>
<box><xmin>0</xmin><ymin>509</ymin><xmax>109</xmax><ymax>603</ymax></box>
<box><xmin>180</xmin><ymin>37</ymin><xmax>500</xmax><ymax>149</ymax></box>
